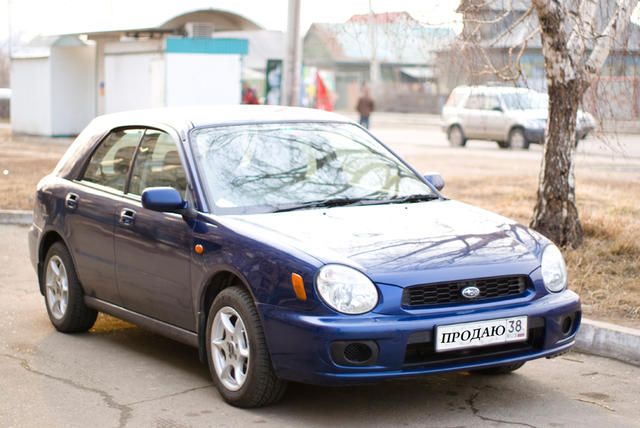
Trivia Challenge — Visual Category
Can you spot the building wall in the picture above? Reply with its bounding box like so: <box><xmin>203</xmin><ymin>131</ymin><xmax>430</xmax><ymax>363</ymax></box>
<box><xmin>10</xmin><ymin>58</ymin><xmax>52</xmax><ymax>135</ymax></box>
<box><xmin>50</xmin><ymin>45</ymin><xmax>96</xmax><ymax>135</ymax></box>
<box><xmin>165</xmin><ymin>53</ymin><xmax>242</xmax><ymax>106</ymax></box>
<box><xmin>104</xmin><ymin>52</ymin><xmax>164</xmax><ymax>113</ymax></box>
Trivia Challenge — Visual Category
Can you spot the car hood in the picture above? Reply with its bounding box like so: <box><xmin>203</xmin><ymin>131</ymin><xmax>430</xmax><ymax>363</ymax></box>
<box><xmin>219</xmin><ymin>200</ymin><xmax>545</xmax><ymax>287</ymax></box>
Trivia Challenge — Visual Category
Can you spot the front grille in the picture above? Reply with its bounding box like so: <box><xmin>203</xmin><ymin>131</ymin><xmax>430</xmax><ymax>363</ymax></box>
<box><xmin>402</xmin><ymin>276</ymin><xmax>528</xmax><ymax>307</ymax></box>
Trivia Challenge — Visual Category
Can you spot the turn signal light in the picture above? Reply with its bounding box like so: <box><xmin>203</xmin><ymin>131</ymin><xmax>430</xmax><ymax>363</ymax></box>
<box><xmin>291</xmin><ymin>273</ymin><xmax>307</xmax><ymax>301</ymax></box>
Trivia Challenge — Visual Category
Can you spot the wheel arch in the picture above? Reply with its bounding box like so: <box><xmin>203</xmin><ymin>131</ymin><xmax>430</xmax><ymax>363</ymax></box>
<box><xmin>37</xmin><ymin>229</ymin><xmax>68</xmax><ymax>295</ymax></box>
<box><xmin>196</xmin><ymin>266</ymin><xmax>257</xmax><ymax>362</ymax></box>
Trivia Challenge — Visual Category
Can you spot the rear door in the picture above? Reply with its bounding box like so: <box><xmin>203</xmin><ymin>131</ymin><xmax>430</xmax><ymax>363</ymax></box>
<box><xmin>483</xmin><ymin>94</ymin><xmax>507</xmax><ymax>140</ymax></box>
<box><xmin>67</xmin><ymin>128</ymin><xmax>144</xmax><ymax>304</ymax></box>
<box><xmin>114</xmin><ymin>128</ymin><xmax>195</xmax><ymax>330</ymax></box>
<box><xmin>460</xmin><ymin>93</ymin><xmax>486</xmax><ymax>138</ymax></box>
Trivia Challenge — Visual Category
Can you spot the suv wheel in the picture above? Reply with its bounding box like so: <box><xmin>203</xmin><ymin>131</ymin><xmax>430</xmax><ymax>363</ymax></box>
<box><xmin>43</xmin><ymin>242</ymin><xmax>98</xmax><ymax>333</ymax></box>
<box><xmin>507</xmin><ymin>128</ymin><xmax>529</xmax><ymax>150</ymax></box>
<box><xmin>206</xmin><ymin>286</ymin><xmax>287</xmax><ymax>408</ymax></box>
<box><xmin>448</xmin><ymin>125</ymin><xmax>467</xmax><ymax>147</ymax></box>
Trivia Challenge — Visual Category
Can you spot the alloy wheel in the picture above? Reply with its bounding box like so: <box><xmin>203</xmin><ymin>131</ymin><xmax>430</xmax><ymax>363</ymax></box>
<box><xmin>211</xmin><ymin>306</ymin><xmax>250</xmax><ymax>391</ymax></box>
<box><xmin>45</xmin><ymin>255</ymin><xmax>69</xmax><ymax>320</ymax></box>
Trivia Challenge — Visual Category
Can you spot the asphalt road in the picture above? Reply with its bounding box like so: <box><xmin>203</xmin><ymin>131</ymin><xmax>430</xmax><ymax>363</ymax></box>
<box><xmin>372</xmin><ymin>124</ymin><xmax>640</xmax><ymax>160</ymax></box>
<box><xmin>1</xmin><ymin>224</ymin><xmax>639</xmax><ymax>428</ymax></box>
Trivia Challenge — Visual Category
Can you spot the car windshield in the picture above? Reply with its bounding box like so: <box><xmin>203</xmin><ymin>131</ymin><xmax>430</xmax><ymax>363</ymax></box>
<box><xmin>190</xmin><ymin>122</ymin><xmax>436</xmax><ymax>214</ymax></box>
<box><xmin>501</xmin><ymin>91</ymin><xmax>547</xmax><ymax>110</ymax></box>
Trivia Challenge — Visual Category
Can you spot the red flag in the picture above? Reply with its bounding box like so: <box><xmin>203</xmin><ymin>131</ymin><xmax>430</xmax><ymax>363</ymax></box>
<box><xmin>315</xmin><ymin>72</ymin><xmax>333</xmax><ymax>111</ymax></box>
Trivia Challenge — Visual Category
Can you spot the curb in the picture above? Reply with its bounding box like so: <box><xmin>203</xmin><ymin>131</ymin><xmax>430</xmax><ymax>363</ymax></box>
<box><xmin>0</xmin><ymin>211</ymin><xmax>638</xmax><ymax>365</ymax></box>
<box><xmin>0</xmin><ymin>209</ymin><xmax>32</xmax><ymax>225</ymax></box>
<box><xmin>575</xmin><ymin>318</ymin><xmax>640</xmax><ymax>366</ymax></box>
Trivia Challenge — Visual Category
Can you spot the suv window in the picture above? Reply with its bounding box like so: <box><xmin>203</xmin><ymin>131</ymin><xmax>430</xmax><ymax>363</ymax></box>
<box><xmin>82</xmin><ymin>128</ymin><xmax>144</xmax><ymax>192</ymax></box>
<box><xmin>485</xmin><ymin>95</ymin><xmax>502</xmax><ymax>111</ymax></box>
<box><xmin>128</xmin><ymin>129</ymin><xmax>188</xmax><ymax>196</ymax></box>
<box><xmin>465</xmin><ymin>94</ymin><xmax>485</xmax><ymax>109</ymax></box>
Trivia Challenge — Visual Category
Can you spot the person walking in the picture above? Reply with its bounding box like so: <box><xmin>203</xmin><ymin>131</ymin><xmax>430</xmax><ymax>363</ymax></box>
<box><xmin>242</xmin><ymin>82</ymin><xmax>259</xmax><ymax>105</ymax></box>
<box><xmin>356</xmin><ymin>87</ymin><xmax>374</xmax><ymax>129</ymax></box>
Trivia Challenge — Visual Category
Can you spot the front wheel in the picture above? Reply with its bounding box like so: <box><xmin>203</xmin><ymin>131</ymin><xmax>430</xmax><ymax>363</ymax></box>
<box><xmin>507</xmin><ymin>128</ymin><xmax>529</xmax><ymax>150</ymax></box>
<box><xmin>206</xmin><ymin>286</ymin><xmax>287</xmax><ymax>408</ymax></box>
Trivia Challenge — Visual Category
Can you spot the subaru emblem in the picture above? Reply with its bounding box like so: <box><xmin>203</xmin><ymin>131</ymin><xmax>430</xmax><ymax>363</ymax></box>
<box><xmin>461</xmin><ymin>286</ymin><xmax>480</xmax><ymax>299</ymax></box>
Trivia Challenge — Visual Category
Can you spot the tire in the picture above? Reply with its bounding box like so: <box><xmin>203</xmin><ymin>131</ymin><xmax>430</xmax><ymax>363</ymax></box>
<box><xmin>507</xmin><ymin>128</ymin><xmax>529</xmax><ymax>150</ymax></box>
<box><xmin>448</xmin><ymin>125</ymin><xmax>467</xmax><ymax>147</ymax></box>
<box><xmin>497</xmin><ymin>141</ymin><xmax>510</xmax><ymax>150</ymax></box>
<box><xmin>43</xmin><ymin>242</ymin><xmax>98</xmax><ymax>333</ymax></box>
<box><xmin>206</xmin><ymin>286</ymin><xmax>287</xmax><ymax>408</ymax></box>
<box><xmin>473</xmin><ymin>362</ymin><xmax>525</xmax><ymax>375</ymax></box>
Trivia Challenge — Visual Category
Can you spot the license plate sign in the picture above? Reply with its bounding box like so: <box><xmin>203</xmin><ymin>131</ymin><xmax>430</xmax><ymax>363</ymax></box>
<box><xmin>435</xmin><ymin>316</ymin><xmax>528</xmax><ymax>352</ymax></box>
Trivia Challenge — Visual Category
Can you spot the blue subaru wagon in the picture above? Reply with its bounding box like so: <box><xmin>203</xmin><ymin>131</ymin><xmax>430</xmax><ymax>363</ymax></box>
<box><xmin>29</xmin><ymin>106</ymin><xmax>581</xmax><ymax>407</ymax></box>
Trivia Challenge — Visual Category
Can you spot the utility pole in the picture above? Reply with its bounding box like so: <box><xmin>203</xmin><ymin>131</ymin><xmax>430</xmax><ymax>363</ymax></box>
<box><xmin>282</xmin><ymin>0</ymin><xmax>301</xmax><ymax>106</ymax></box>
<box><xmin>368</xmin><ymin>0</ymin><xmax>380</xmax><ymax>92</ymax></box>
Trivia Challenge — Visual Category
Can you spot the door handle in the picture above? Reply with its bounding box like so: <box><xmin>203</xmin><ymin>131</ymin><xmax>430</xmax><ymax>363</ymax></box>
<box><xmin>65</xmin><ymin>193</ymin><xmax>79</xmax><ymax>210</ymax></box>
<box><xmin>119</xmin><ymin>208</ymin><xmax>136</xmax><ymax>226</ymax></box>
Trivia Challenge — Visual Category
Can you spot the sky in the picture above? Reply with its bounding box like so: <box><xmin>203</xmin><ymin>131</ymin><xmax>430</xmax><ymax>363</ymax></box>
<box><xmin>0</xmin><ymin>0</ymin><xmax>462</xmax><ymax>43</ymax></box>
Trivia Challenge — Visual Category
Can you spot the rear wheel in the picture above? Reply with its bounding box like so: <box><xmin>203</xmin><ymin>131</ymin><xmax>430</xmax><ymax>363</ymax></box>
<box><xmin>206</xmin><ymin>286</ymin><xmax>287</xmax><ymax>408</ymax></box>
<box><xmin>507</xmin><ymin>128</ymin><xmax>529</xmax><ymax>150</ymax></box>
<box><xmin>43</xmin><ymin>242</ymin><xmax>98</xmax><ymax>333</ymax></box>
<box><xmin>473</xmin><ymin>362</ymin><xmax>525</xmax><ymax>375</ymax></box>
<box><xmin>448</xmin><ymin>125</ymin><xmax>467</xmax><ymax>147</ymax></box>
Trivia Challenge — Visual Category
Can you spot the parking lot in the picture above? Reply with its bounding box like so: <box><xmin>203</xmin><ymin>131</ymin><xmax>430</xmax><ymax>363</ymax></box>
<box><xmin>1</xmin><ymin>224</ymin><xmax>639</xmax><ymax>428</ymax></box>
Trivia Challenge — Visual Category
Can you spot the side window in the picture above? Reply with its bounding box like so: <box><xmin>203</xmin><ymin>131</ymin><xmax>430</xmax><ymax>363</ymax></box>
<box><xmin>485</xmin><ymin>95</ymin><xmax>502</xmax><ymax>111</ymax></box>
<box><xmin>465</xmin><ymin>94</ymin><xmax>485</xmax><ymax>110</ymax></box>
<box><xmin>82</xmin><ymin>129</ymin><xmax>144</xmax><ymax>192</ymax></box>
<box><xmin>128</xmin><ymin>129</ymin><xmax>188</xmax><ymax>196</ymax></box>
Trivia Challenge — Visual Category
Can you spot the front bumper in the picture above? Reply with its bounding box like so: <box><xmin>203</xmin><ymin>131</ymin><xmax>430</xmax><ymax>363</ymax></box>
<box><xmin>259</xmin><ymin>290</ymin><xmax>580</xmax><ymax>385</ymax></box>
<box><xmin>524</xmin><ymin>127</ymin><xmax>545</xmax><ymax>144</ymax></box>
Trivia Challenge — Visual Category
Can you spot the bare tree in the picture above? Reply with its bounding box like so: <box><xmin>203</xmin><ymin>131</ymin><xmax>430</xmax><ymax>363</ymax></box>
<box><xmin>457</xmin><ymin>0</ymin><xmax>639</xmax><ymax>248</ymax></box>
<box><xmin>530</xmin><ymin>0</ymin><xmax>638</xmax><ymax>247</ymax></box>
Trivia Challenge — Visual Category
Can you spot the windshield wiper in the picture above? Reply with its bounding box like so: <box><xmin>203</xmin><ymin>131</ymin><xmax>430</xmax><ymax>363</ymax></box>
<box><xmin>273</xmin><ymin>194</ymin><xmax>439</xmax><ymax>213</ymax></box>
<box><xmin>387</xmin><ymin>194</ymin><xmax>440</xmax><ymax>204</ymax></box>
<box><xmin>273</xmin><ymin>197</ymin><xmax>378</xmax><ymax>213</ymax></box>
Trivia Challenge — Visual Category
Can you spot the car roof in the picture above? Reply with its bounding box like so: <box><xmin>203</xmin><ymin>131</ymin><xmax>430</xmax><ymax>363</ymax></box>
<box><xmin>89</xmin><ymin>105</ymin><xmax>354</xmax><ymax>132</ymax></box>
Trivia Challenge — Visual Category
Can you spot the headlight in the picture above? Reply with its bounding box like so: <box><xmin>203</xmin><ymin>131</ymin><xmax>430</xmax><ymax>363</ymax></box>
<box><xmin>541</xmin><ymin>245</ymin><xmax>567</xmax><ymax>292</ymax></box>
<box><xmin>316</xmin><ymin>264</ymin><xmax>379</xmax><ymax>314</ymax></box>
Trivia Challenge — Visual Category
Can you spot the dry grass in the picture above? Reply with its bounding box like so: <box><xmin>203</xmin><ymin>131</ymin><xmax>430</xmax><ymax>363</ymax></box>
<box><xmin>1</xmin><ymin>126</ymin><xmax>638</xmax><ymax>325</ymax></box>
<box><xmin>0</xmin><ymin>127</ymin><xmax>70</xmax><ymax>210</ymax></box>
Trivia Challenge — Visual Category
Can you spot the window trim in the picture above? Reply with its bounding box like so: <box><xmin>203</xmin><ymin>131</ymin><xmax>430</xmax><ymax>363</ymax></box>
<box><xmin>77</xmin><ymin>125</ymin><xmax>193</xmax><ymax>205</ymax></box>
<box><xmin>77</xmin><ymin>126</ymin><xmax>146</xmax><ymax>193</ymax></box>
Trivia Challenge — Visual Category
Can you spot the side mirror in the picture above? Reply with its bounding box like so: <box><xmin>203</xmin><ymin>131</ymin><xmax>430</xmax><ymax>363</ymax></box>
<box><xmin>141</xmin><ymin>187</ymin><xmax>186</xmax><ymax>213</ymax></box>
<box><xmin>492</xmin><ymin>106</ymin><xmax>503</xmax><ymax>113</ymax></box>
<box><xmin>424</xmin><ymin>172</ymin><xmax>445</xmax><ymax>191</ymax></box>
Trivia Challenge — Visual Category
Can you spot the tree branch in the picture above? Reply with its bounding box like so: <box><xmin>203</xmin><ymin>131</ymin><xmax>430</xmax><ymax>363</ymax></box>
<box><xmin>585</xmin><ymin>0</ymin><xmax>639</xmax><ymax>79</ymax></box>
<box><xmin>566</xmin><ymin>0</ymin><xmax>600</xmax><ymax>63</ymax></box>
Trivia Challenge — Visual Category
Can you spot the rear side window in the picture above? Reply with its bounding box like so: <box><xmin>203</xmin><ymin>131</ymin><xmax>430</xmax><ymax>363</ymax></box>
<box><xmin>465</xmin><ymin>94</ymin><xmax>485</xmax><ymax>109</ymax></box>
<box><xmin>128</xmin><ymin>130</ymin><xmax>188</xmax><ymax>196</ymax></box>
<box><xmin>82</xmin><ymin>128</ymin><xmax>144</xmax><ymax>192</ymax></box>
<box><xmin>444</xmin><ymin>89</ymin><xmax>464</xmax><ymax>107</ymax></box>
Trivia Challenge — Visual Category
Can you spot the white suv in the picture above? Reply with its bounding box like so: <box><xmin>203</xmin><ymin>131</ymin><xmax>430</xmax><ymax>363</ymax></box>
<box><xmin>441</xmin><ymin>86</ymin><xmax>596</xmax><ymax>150</ymax></box>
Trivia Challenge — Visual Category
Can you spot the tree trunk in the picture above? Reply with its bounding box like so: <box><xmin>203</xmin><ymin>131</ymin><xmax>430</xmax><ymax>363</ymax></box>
<box><xmin>530</xmin><ymin>79</ymin><xmax>584</xmax><ymax>248</ymax></box>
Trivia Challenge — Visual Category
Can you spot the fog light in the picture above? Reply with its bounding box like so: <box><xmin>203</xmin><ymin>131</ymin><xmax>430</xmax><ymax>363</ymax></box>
<box><xmin>330</xmin><ymin>341</ymin><xmax>378</xmax><ymax>366</ymax></box>
<box><xmin>344</xmin><ymin>343</ymin><xmax>373</xmax><ymax>363</ymax></box>
<box><xmin>561</xmin><ymin>316</ymin><xmax>573</xmax><ymax>335</ymax></box>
